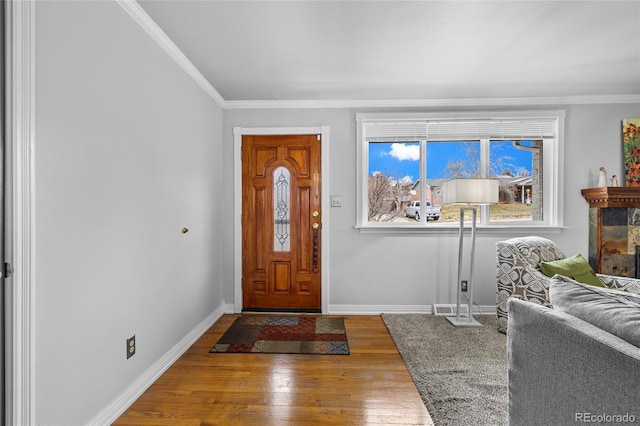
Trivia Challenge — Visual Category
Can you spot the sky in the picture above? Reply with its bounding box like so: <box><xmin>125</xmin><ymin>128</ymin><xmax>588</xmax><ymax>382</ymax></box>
<box><xmin>368</xmin><ymin>141</ymin><xmax>534</xmax><ymax>183</ymax></box>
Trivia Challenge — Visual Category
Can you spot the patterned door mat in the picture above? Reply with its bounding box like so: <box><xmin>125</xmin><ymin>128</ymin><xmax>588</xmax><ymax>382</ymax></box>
<box><xmin>209</xmin><ymin>316</ymin><xmax>350</xmax><ymax>355</ymax></box>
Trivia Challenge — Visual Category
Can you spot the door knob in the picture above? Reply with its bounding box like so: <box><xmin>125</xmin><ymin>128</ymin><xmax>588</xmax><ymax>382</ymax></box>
<box><xmin>312</xmin><ymin>210</ymin><xmax>320</xmax><ymax>217</ymax></box>
<box><xmin>312</xmin><ymin>223</ymin><xmax>320</xmax><ymax>229</ymax></box>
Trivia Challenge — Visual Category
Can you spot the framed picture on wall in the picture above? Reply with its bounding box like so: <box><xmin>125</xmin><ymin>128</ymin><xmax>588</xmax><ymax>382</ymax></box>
<box><xmin>623</xmin><ymin>118</ymin><xmax>640</xmax><ymax>186</ymax></box>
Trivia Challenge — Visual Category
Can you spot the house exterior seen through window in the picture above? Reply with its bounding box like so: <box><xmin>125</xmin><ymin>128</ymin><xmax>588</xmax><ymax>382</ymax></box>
<box><xmin>356</xmin><ymin>111</ymin><xmax>565</xmax><ymax>230</ymax></box>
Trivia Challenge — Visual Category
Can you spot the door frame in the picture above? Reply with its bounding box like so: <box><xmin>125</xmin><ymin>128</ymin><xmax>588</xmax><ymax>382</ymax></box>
<box><xmin>5</xmin><ymin>1</ymin><xmax>36</xmax><ymax>424</ymax></box>
<box><xmin>233</xmin><ymin>126</ymin><xmax>330</xmax><ymax>314</ymax></box>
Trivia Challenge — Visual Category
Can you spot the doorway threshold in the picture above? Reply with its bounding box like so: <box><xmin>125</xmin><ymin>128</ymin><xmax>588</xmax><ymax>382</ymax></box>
<box><xmin>242</xmin><ymin>308</ymin><xmax>322</xmax><ymax>314</ymax></box>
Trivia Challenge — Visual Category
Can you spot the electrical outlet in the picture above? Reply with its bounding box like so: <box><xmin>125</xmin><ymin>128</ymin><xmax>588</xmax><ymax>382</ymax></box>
<box><xmin>461</xmin><ymin>280</ymin><xmax>468</xmax><ymax>292</ymax></box>
<box><xmin>127</xmin><ymin>335</ymin><xmax>136</xmax><ymax>359</ymax></box>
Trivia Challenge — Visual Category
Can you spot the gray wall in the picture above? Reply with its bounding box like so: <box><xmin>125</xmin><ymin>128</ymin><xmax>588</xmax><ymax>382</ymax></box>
<box><xmin>35</xmin><ymin>2</ymin><xmax>224</xmax><ymax>424</ymax></box>
<box><xmin>224</xmin><ymin>103</ymin><xmax>640</xmax><ymax>310</ymax></box>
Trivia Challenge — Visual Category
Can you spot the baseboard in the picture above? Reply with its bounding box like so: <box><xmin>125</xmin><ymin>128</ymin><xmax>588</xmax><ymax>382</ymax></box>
<box><xmin>328</xmin><ymin>304</ymin><xmax>497</xmax><ymax>315</ymax></box>
<box><xmin>223</xmin><ymin>301</ymin><xmax>236</xmax><ymax>314</ymax></box>
<box><xmin>473</xmin><ymin>305</ymin><xmax>498</xmax><ymax>315</ymax></box>
<box><xmin>329</xmin><ymin>304</ymin><xmax>433</xmax><ymax>314</ymax></box>
<box><xmin>88</xmin><ymin>302</ymin><xmax>228</xmax><ymax>426</ymax></box>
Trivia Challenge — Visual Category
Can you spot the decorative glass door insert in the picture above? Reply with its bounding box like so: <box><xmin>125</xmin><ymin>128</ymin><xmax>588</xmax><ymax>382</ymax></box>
<box><xmin>273</xmin><ymin>166</ymin><xmax>291</xmax><ymax>251</ymax></box>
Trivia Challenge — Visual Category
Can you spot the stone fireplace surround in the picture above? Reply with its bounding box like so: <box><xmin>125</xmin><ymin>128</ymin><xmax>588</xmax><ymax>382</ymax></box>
<box><xmin>582</xmin><ymin>187</ymin><xmax>640</xmax><ymax>278</ymax></box>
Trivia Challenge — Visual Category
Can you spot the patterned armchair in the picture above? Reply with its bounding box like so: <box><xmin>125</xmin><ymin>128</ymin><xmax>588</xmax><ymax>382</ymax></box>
<box><xmin>496</xmin><ymin>236</ymin><xmax>640</xmax><ymax>333</ymax></box>
<box><xmin>496</xmin><ymin>237</ymin><xmax>565</xmax><ymax>333</ymax></box>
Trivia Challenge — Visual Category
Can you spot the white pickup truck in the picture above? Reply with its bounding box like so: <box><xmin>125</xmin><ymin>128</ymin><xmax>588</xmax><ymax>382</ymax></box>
<box><xmin>405</xmin><ymin>201</ymin><xmax>441</xmax><ymax>221</ymax></box>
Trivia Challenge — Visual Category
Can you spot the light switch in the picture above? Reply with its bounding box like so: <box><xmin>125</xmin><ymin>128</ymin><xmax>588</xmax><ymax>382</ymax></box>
<box><xmin>331</xmin><ymin>195</ymin><xmax>342</xmax><ymax>207</ymax></box>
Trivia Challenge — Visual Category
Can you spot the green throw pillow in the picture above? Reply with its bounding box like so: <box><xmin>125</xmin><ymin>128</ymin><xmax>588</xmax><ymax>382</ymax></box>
<box><xmin>539</xmin><ymin>253</ymin><xmax>603</xmax><ymax>287</ymax></box>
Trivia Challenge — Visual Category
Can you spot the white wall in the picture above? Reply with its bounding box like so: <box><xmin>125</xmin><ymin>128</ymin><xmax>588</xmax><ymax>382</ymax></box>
<box><xmin>35</xmin><ymin>2</ymin><xmax>224</xmax><ymax>424</ymax></box>
<box><xmin>224</xmin><ymin>103</ymin><xmax>640</xmax><ymax>311</ymax></box>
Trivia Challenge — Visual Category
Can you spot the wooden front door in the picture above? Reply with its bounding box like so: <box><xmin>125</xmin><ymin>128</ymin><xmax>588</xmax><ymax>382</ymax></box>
<box><xmin>242</xmin><ymin>134</ymin><xmax>321</xmax><ymax>311</ymax></box>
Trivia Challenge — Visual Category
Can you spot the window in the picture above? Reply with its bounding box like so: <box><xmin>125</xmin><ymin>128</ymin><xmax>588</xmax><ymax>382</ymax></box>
<box><xmin>273</xmin><ymin>166</ymin><xmax>291</xmax><ymax>251</ymax></box>
<box><xmin>356</xmin><ymin>111</ymin><xmax>565</xmax><ymax>230</ymax></box>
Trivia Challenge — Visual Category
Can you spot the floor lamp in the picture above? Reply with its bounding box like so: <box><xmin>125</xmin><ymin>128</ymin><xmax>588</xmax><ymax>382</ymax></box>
<box><xmin>442</xmin><ymin>178</ymin><xmax>499</xmax><ymax>327</ymax></box>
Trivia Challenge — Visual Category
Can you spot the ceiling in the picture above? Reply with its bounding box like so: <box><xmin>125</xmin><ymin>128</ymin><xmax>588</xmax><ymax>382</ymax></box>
<box><xmin>137</xmin><ymin>0</ymin><xmax>640</xmax><ymax>104</ymax></box>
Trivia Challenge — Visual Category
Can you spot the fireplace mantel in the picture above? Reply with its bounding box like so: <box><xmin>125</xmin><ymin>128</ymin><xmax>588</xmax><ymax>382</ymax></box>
<box><xmin>581</xmin><ymin>187</ymin><xmax>640</xmax><ymax>208</ymax></box>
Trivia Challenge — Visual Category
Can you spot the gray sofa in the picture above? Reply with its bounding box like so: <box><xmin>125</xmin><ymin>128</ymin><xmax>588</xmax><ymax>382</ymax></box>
<box><xmin>507</xmin><ymin>276</ymin><xmax>640</xmax><ymax>425</ymax></box>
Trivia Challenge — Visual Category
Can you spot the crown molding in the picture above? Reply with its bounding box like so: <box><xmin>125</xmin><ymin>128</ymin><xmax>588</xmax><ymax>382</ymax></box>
<box><xmin>223</xmin><ymin>94</ymin><xmax>640</xmax><ymax>110</ymax></box>
<box><xmin>116</xmin><ymin>0</ymin><xmax>225</xmax><ymax>108</ymax></box>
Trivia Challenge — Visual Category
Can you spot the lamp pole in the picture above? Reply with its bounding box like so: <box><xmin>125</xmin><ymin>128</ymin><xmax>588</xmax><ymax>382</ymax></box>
<box><xmin>448</xmin><ymin>204</ymin><xmax>482</xmax><ymax>327</ymax></box>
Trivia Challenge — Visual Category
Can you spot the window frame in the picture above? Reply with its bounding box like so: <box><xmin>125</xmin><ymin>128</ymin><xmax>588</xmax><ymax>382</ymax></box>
<box><xmin>355</xmin><ymin>110</ymin><xmax>566</xmax><ymax>233</ymax></box>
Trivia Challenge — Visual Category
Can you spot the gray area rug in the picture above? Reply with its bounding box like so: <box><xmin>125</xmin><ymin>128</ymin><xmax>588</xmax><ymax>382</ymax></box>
<box><xmin>382</xmin><ymin>314</ymin><xmax>507</xmax><ymax>426</ymax></box>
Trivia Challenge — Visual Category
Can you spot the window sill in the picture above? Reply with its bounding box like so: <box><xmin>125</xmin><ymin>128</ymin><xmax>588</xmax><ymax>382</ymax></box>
<box><xmin>354</xmin><ymin>224</ymin><xmax>567</xmax><ymax>234</ymax></box>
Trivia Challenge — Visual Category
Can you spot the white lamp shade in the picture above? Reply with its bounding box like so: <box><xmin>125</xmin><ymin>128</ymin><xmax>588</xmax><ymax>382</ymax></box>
<box><xmin>443</xmin><ymin>178</ymin><xmax>499</xmax><ymax>205</ymax></box>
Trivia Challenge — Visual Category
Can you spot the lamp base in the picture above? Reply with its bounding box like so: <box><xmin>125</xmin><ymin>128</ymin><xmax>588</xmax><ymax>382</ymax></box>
<box><xmin>446</xmin><ymin>316</ymin><xmax>483</xmax><ymax>327</ymax></box>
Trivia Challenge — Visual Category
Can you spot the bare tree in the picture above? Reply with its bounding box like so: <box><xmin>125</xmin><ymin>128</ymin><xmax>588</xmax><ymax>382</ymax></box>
<box><xmin>444</xmin><ymin>142</ymin><xmax>533</xmax><ymax>204</ymax></box>
<box><xmin>368</xmin><ymin>173</ymin><xmax>389</xmax><ymax>220</ymax></box>
<box><xmin>499</xmin><ymin>181</ymin><xmax>517</xmax><ymax>203</ymax></box>
<box><xmin>445</xmin><ymin>143</ymin><xmax>480</xmax><ymax>178</ymax></box>
<box><xmin>368</xmin><ymin>173</ymin><xmax>408</xmax><ymax>221</ymax></box>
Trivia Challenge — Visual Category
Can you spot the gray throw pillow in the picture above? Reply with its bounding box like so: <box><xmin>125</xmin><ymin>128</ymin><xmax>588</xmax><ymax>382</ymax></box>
<box><xmin>549</xmin><ymin>275</ymin><xmax>640</xmax><ymax>348</ymax></box>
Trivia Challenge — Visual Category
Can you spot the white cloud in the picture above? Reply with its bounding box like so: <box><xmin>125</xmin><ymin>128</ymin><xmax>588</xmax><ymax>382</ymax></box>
<box><xmin>398</xmin><ymin>175</ymin><xmax>414</xmax><ymax>185</ymax></box>
<box><xmin>388</xmin><ymin>143</ymin><xmax>419</xmax><ymax>161</ymax></box>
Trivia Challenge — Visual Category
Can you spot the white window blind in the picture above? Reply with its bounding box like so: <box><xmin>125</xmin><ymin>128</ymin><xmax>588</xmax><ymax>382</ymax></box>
<box><xmin>363</xmin><ymin>117</ymin><xmax>557</xmax><ymax>142</ymax></box>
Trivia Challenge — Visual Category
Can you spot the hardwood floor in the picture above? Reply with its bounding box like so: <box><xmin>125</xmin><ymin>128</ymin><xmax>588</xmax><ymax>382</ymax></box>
<box><xmin>115</xmin><ymin>315</ymin><xmax>434</xmax><ymax>425</ymax></box>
